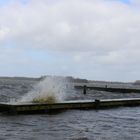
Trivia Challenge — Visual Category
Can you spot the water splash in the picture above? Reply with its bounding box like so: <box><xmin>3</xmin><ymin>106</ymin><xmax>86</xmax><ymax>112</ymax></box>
<box><xmin>19</xmin><ymin>76</ymin><xmax>75</xmax><ymax>103</ymax></box>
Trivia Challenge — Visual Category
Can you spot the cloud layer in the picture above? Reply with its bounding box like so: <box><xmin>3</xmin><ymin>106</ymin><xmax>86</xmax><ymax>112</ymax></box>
<box><xmin>0</xmin><ymin>0</ymin><xmax>140</xmax><ymax>81</ymax></box>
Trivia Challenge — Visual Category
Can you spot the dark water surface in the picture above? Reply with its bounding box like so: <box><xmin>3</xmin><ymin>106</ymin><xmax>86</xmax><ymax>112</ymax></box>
<box><xmin>1</xmin><ymin>108</ymin><xmax>140</xmax><ymax>140</ymax></box>
<box><xmin>0</xmin><ymin>78</ymin><xmax>140</xmax><ymax>140</ymax></box>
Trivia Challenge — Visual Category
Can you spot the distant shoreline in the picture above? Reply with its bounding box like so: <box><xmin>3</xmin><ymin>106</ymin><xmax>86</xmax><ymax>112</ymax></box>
<box><xmin>0</xmin><ymin>75</ymin><xmax>137</xmax><ymax>85</ymax></box>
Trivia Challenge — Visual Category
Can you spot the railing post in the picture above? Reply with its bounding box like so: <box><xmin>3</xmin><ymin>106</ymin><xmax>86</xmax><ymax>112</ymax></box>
<box><xmin>83</xmin><ymin>85</ymin><xmax>87</xmax><ymax>95</ymax></box>
<box><xmin>95</xmin><ymin>99</ymin><xmax>100</xmax><ymax>109</ymax></box>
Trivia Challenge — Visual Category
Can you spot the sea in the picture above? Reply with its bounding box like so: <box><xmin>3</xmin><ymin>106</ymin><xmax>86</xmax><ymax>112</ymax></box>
<box><xmin>0</xmin><ymin>77</ymin><xmax>140</xmax><ymax>140</ymax></box>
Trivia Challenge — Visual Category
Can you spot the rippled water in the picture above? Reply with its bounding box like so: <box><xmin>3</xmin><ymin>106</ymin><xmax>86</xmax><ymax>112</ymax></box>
<box><xmin>0</xmin><ymin>78</ymin><xmax>140</xmax><ymax>140</ymax></box>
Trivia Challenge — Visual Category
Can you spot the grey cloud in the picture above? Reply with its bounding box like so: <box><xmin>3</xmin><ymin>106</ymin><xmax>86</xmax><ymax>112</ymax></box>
<box><xmin>0</xmin><ymin>0</ymin><xmax>140</xmax><ymax>52</ymax></box>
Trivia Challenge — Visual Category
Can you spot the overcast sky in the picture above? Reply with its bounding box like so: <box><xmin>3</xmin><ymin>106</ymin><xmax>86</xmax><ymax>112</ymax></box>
<box><xmin>0</xmin><ymin>0</ymin><xmax>140</xmax><ymax>82</ymax></box>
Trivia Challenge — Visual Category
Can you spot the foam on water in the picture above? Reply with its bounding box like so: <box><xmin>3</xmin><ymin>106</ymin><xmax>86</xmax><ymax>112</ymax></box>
<box><xmin>19</xmin><ymin>76</ymin><xmax>74</xmax><ymax>103</ymax></box>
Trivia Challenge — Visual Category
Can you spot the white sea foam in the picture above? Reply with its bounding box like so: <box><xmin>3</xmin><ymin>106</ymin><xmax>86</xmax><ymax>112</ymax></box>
<box><xmin>19</xmin><ymin>76</ymin><xmax>74</xmax><ymax>103</ymax></box>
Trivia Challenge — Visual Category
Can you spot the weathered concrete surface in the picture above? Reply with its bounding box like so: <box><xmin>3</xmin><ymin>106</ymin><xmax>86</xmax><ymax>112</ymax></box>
<box><xmin>1</xmin><ymin>98</ymin><xmax>140</xmax><ymax>114</ymax></box>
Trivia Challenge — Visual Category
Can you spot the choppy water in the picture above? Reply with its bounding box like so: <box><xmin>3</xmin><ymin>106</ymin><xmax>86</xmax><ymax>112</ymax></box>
<box><xmin>0</xmin><ymin>78</ymin><xmax>140</xmax><ymax>140</ymax></box>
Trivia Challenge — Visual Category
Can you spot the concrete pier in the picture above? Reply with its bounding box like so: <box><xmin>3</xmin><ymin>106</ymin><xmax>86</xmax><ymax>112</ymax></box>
<box><xmin>1</xmin><ymin>98</ymin><xmax>140</xmax><ymax>114</ymax></box>
<box><xmin>75</xmin><ymin>85</ymin><xmax>140</xmax><ymax>93</ymax></box>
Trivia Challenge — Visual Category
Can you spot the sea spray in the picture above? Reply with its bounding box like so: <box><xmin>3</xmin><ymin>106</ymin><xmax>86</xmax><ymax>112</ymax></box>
<box><xmin>19</xmin><ymin>76</ymin><xmax>75</xmax><ymax>103</ymax></box>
